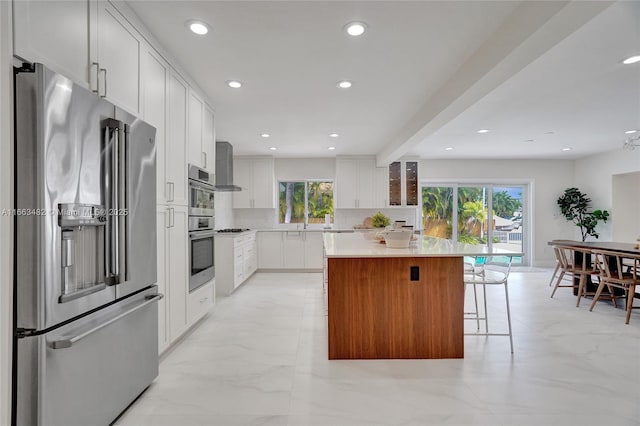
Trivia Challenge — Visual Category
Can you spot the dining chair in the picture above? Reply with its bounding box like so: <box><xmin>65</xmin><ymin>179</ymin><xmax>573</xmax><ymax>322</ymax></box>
<box><xmin>464</xmin><ymin>256</ymin><xmax>514</xmax><ymax>353</ymax></box>
<box><xmin>549</xmin><ymin>246</ymin><xmax>563</xmax><ymax>287</ymax></box>
<box><xmin>590</xmin><ymin>250</ymin><xmax>639</xmax><ymax>324</ymax></box>
<box><xmin>550</xmin><ymin>245</ymin><xmax>600</xmax><ymax>307</ymax></box>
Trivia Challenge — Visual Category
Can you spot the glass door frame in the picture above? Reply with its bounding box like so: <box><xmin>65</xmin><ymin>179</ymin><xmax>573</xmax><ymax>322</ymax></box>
<box><xmin>420</xmin><ymin>179</ymin><xmax>531</xmax><ymax>266</ymax></box>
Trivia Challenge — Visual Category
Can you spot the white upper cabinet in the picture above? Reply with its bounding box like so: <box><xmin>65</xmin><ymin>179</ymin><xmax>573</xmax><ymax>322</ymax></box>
<box><xmin>13</xmin><ymin>0</ymin><xmax>92</xmax><ymax>88</ymax></box>
<box><xmin>188</xmin><ymin>91</ymin><xmax>204</xmax><ymax>168</ymax></box>
<box><xmin>14</xmin><ymin>0</ymin><xmax>142</xmax><ymax>115</ymax></box>
<box><xmin>252</xmin><ymin>158</ymin><xmax>276</xmax><ymax>208</ymax></box>
<box><xmin>142</xmin><ymin>45</ymin><xmax>171</xmax><ymax>205</ymax></box>
<box><xmin>374</xmin><ymin>166</ymin><xmax>388</xmax><ymax>207</ymax></box>
<box><xmin>95</xmin><ymin>1</ymin><xmax>142</xmax><ymax>115</ymax></box>
<box><xmin>233</xmin><ymin>157</ymin><xmax>275</xmax><ymax>208</ymax></box>
<box><xmin>166</xmin><ymin>71</ymin><xmax>188</xmax><ymax>206</ymax></box>
<box><xmin>336</xmin><ymin>158</ymin><xmax>381</xmax><ymax>208</ymax></box>
<box><xmin>187</xmin><ymin>92</ymin><xmax>216</xmax><ymax>173</ymax></box>
<box><xmin>203</xmin><ymin>105</ymin><xmax>215</xmax><ymax>173</ymax></box>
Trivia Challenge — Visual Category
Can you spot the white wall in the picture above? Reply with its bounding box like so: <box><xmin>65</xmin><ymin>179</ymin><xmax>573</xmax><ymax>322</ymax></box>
<box><xmin>420</xmin><ymin>159</ymin><xmax>576</xmax><ymax>266</ymax></box>
<box><xmin>0</xmin><ymin>1</ymin><xmax>13</xmax><ymax>423</ymax></box>
<box><xmin>574</xmin><ymin>148</ymin><xmax>640</xmax><ymax>241</ymax></box>
<box><xmin>612</xmin><ymin>172</ymin><xmax>640</xmax><ymax>243</ymax></box>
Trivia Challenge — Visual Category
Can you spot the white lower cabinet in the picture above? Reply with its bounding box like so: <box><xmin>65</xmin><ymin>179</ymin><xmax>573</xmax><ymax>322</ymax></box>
<box><xmin>283</xmin><ymin>232</ymin><xmax>305</xmax><ymax>269</ymax></box>
<box><xmin>188</xmin><ymin>280</ymin><xmax>214</xmax><ymax>324</ymax></box>
<box><xmin>215</xmin><ymin>232</ymin><xmax>257</xmax><ymax>296</ymax></box>
<box><xmin>257</xmin><ymin>232</ymin><xmax>284</xmax><ymax>269</ymax></box>
<box><xmin>257</xmin><ymin>231</ymin><xmax>324</xmax><ymax>270</ymax></box>
<box><xmin>157</xmin><ymin>205</ymin><xmax>188</xmax><ymax>354</ymax></box>
<box><xmin>304</xmin><ymin>232</ymin><xmax>325</xmax><ymax>269</ymax></box>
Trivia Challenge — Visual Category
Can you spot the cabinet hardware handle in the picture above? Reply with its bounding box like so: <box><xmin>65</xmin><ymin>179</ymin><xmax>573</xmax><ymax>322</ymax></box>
<box><xmin>169</xmin><ymin>207</ymin><xmax>175</xmax><ymax>228</ymax></box>
<box><xmin>99</xmin><ymin>67</ymin><xmax>107</xmax><ymax>98</ymax></box>
<box><xmin>203</xmin><ymin>152</ymin><xmax>207</xmax><ymax>168</ymax></box>
<box><xmin>168</xmin><ymin>182</ymin><xmax>175</xmax><ymax>202</ymax></box>
<box><xmin>165</xmin><ymin>208</ymin><xmax>170</xmax><ymax>229</ymax></box>
<box><xmin>91</xmin><ymin>62</ymin><xmax>100</xmax><ymax>94</ymax></box>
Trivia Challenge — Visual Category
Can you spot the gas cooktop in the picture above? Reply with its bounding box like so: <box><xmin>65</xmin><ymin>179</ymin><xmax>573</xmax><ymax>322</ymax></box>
<box><xmin>217</xmin><ymin>228</ymin><xmax>250</xmax><ymax>233</ymax></box>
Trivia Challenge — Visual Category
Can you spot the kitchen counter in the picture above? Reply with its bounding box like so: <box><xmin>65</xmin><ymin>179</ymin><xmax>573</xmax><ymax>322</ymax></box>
<box><xmin>214</xmin><ymin>230</ymin><xmax>257</xmax><ymax>238</ymax></box>
<box><xmin>323</xmin><ymin>232</ymin><xmax>523</xmax><ymax>258</ymax></box>
<box><xmin>325</xmin><ymin>233</ymin><xmax>521</xmax><ymax>360</ymax></box>
<box><xmin>256</xmin><ymin>228</ymin><xmax>379</xmax><ymax>233</ymax></box>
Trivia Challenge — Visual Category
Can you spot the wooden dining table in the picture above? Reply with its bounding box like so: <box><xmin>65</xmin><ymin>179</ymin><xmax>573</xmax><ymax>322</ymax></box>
<box><xmin>548</xmin><ymin>240</ymin><xmax>640</xmax><ymax>295</ymax></box>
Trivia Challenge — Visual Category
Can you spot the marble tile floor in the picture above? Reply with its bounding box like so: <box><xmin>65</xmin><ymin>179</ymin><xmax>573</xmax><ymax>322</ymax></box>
<box><xmin>115</xmin><ymin>272</ymin><xmax>640</xmax><ymax>426</ymax></box>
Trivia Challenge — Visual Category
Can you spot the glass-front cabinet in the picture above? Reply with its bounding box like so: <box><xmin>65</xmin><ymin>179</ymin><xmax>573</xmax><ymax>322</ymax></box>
<box><xmin>389</xmin><ymin>160</ymin><xmax>418</xmax><ymax>206</ymax></box>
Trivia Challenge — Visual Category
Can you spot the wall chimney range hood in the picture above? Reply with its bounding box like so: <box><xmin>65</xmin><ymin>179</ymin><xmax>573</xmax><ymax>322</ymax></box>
<box><xmin>215</xmin><ymin>141</ymin><xmax>242</xmax><ymax>191</ymax></box>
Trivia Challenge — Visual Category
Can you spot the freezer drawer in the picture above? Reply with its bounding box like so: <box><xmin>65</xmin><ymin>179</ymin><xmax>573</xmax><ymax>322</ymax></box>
<box><xmin>15</xmin><ymin>287</ymin><xmax>160</xmax><ymax>426</ymax></box>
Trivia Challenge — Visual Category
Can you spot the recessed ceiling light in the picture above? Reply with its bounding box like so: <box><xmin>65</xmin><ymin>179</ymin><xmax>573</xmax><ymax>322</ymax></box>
<box><xmin>561</xmin><ymin>147</ymin><xmax>572</xmax><ymax>152</ymax></box>
<box><xmin>186</xmin><ymin>20</ymin><xmax>209</xmax><ymax>35</ymax></box>
<box><xmin>329</xmin><ymin>133</ymin><xmax>339</xmax><ymax>138</ymax></box>
<box><xmin>344</xmin><ymin>22</ymin><xmax>367</xmax><ymax>36</ymax></box>
<box><xmin>226</xmin><ymin>80</ymin><xmax>243</xmax><ymax>89</ymax></box>
<box><xmin>477</xmin><ymin>129</ymin><xmax>489</xmax><ymax>134</ymax></box>
<box><xmin>328</xmin><ymin>146</ymin><xmax>336</xmax><ymax>150</ymax></box>
<box><xmin>337</xmin><ymin>80</ymin><xmax>352</xmax><ymax>89</ymax></box>
<box><xmin>544</xmin><ymin>131</ymin><xmax>555</xmax><ymax>135</ymax></box>
<box><xmin>625</xmin><ymin>129</ymin><xmax>637</xmax><ymax>134</ymax></box>
<box><xmin>524</xmin><ymin>139</ymin><xmax>535</xmax><ymax>142</ymax></box>
<box><xmin>260</xmin><ymin>133</ymin><xmax>270</xmax><ymax>138</ymax></box>
<box><xmin>622</xmin><ymin>55</ymin><xmax>640</xmax><ymax>65</ymax></box>
<box><xmin>445</xmin><ymin>147</ymin><xmax>454</xmax><ymax>151</ymax></box>
<box><xmin>269</xmin><ymin>147</ymin><xmax>277</xmax><ymax>151</ymax></box>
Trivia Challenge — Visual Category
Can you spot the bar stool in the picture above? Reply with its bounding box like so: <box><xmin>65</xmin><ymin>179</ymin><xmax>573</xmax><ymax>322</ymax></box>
<box><xmin>590</xmin><ymin>250</ymin><xmax>638</xmax><ymax>324</ymax></box>
<box><xmin>464</xmin><ymin>257</ymin><xmax>514</xmax><ymax>353</ymax></box>
<box><xmin>464</xmin><ymin>258</ymin><xmax>484</xmax><ymax>332</ymax></box>
<box><xmin>550</xmin><ymin>245</ymin><xmax>600</xmax><ymax>307</ymax></box>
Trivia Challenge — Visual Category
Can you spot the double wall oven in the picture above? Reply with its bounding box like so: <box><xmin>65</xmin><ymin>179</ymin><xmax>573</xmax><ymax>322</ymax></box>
<box><xmin>188</xmin><ymin>164</ymin><xmax>215</xmax><ymax>292</ymax></box>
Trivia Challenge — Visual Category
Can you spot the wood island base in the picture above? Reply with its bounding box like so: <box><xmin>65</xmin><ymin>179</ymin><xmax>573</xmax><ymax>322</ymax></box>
<box><xmin>327</xmin><ymin>256</ymin><xmax>464</xmax><ymax>360</ymax></box>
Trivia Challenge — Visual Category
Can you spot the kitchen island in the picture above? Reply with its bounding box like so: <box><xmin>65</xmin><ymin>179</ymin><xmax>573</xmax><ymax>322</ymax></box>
<box><xmin>323</xmin><ymin>233</ymin><xmax>521</xmax><ymax>360</ymax></box>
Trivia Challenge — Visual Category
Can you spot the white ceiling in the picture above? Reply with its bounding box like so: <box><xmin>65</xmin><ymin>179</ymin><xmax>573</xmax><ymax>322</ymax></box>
<box><xmin>126</xmin><ymin>0</ymin><xmax>640</xmax><ymax>162</ymax></box>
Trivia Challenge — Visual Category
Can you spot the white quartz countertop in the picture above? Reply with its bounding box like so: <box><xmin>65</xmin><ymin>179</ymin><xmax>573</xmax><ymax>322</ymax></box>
<box><xmin>323</xmin><ymin>232</ymin><xmax>523</xmax><ymax>258</ymax></box>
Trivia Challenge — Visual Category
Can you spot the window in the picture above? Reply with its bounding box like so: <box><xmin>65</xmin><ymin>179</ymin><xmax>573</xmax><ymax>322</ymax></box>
<box><xmin>279</xmin><ymin>180</ymin><xmax>334</xmax><ymax>226</ymax></box>
<box><xmin>421</xmin><ymin>183</ymin><xmax>527</xmax><ymax>264</ymax></box>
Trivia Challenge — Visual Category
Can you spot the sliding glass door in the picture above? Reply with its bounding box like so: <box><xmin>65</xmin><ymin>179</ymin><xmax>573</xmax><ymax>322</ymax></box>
<box><xmin>422</xmin><ymin>183</ymin><xmax>526</xmax><ymax>264</ymax></box>
<box><xmin>492</xmin><ymin>186</ymin><xmax>524</xmax><ymax>263</ymax></box>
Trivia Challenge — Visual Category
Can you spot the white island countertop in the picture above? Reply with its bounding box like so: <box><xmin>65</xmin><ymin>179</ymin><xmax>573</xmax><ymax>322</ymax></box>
<box><xmin>323</xmin><ymin>232</ymin><xmax>523</xmax><ymax>258</ymax></box>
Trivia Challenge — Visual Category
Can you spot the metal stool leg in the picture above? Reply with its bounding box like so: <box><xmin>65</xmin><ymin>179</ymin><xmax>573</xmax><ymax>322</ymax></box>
<box><xmin>504</xmin><ymin>282</ymin><xmax>514</xmax><ymax>354</ymax></box>
<box><xmin>473</xmin><ymin>283</ymin><xmax>480</xmax><ymax>331</ymax></box>
<box><xmin>482</xmin><ymin>283</ymin><xmax>488</xmax><ymax>333</ymax></box>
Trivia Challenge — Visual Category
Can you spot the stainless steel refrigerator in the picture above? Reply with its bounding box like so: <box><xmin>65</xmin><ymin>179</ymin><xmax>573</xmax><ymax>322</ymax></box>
<box><xmin>13</xmin><ymin>63</ymin><xmax>160</xmax><ymax>426</ymax></box>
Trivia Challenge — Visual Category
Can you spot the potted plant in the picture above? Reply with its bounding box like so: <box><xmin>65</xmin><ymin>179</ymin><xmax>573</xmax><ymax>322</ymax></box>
<box><xmin>371</xmin><ymin>212</ymin><xmax>391</xmax><ymax>228</ymax></box>
<box><xmin>557</xmin><ymin>187</ymin><xmax>610</xmax><ymax>241</ymax></box>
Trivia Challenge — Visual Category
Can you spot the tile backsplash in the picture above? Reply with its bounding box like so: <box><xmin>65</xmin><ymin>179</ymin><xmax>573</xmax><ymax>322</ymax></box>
<box><xmin>234</xmin><ymin>209</ymin><xmax>278</xmax><ymax>229</ymax></box>
<box><xmin>230</xmin><ymin>206</ymin><xmax>421</xmax><ymax>230</ymax></box>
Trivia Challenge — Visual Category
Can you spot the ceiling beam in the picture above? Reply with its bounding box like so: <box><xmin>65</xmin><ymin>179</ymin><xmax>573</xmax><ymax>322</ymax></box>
<box><xmin>376</xmin><ymin>0</ymin><xmax>614</xmax><ymax>167</ymax></box>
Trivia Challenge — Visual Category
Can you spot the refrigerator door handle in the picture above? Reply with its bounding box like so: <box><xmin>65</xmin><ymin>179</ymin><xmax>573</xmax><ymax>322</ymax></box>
<box><xmin>50</xmin><ymin>294</ymin><xmax>164</xmax><ymax>349</ymax></box>
<box><xmin>119</xmin><ymin>123</ymin><xmax>129</xmax><ymax>282</ymax></box>
<box><xmin>104</xmin><ymin>118</ymin><xmax>127</xmax><ymax>284</ymax></box>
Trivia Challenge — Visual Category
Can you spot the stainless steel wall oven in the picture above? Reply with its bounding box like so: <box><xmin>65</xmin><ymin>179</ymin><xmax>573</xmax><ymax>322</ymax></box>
<box><xmin>188</xmin><ymin>164</ymin><xmax>215</xmax><ymax>292</ymax></box>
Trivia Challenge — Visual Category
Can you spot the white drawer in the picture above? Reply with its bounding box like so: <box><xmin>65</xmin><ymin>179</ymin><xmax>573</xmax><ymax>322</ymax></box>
<box><xmin>188</xmin><ymin>281</ymin><xmax>213</xmax><ymax>324</ymax></box>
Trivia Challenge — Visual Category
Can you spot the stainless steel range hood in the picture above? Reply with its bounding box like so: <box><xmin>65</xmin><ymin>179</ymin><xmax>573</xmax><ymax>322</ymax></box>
<box><xmin>215</xmin><ymin>141</ymin><xmax>242</xmax><ymax>191</ymax></box>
